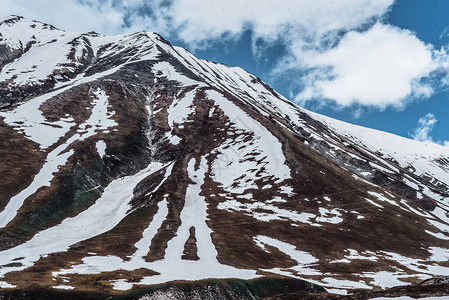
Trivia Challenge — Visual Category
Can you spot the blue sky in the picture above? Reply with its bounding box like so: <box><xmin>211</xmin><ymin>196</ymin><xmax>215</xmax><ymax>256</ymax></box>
<box><xmin>2</xmin><ymin>0</ymin><xmax>449</xmax><ymax>145</ymax></box>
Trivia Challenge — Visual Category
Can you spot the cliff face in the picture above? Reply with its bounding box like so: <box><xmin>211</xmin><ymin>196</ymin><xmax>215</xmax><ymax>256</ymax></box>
<box><xmin>0</xmin><ymin>16</ymin><xmax>449</xmax><ymax>297</ymax></box>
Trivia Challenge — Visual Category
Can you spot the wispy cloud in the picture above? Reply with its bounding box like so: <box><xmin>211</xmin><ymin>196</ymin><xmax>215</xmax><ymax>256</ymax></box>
<box><xmin>3</xmin><ymin>0</ymin><xmax>126</xmax><ymax>34</ymax></box>
<box><xmin>411</xmin><ymin>113</ymin><xmax>448</xmax><ymax>146</ymax></box>
<box><xmin>167</xmin><ymin>0</ymin><xmax>393</xmax><ymax>44</ymax></box>
<box><xmin>411</xmin><ymin>113</ymin><xmax>438</xmax><ymax>142</ymax></box>
<box><xmin>1</xmin><ymin>1</ymin><xmax>396</xmax><ymax>49</ymax></box>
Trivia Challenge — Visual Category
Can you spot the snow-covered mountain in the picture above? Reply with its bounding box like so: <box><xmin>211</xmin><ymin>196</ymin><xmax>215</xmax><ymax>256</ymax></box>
<box><xmin>1</xmin><ymin>16</ymin><xmax>449</xmax><ymax>298</ymax></box>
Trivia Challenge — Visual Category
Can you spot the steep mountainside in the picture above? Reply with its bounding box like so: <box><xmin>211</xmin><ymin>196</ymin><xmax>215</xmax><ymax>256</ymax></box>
<box><xmin>0</xmin><ymin>16</ymin><xmax>448</xmax><ymax>298</ymax></box>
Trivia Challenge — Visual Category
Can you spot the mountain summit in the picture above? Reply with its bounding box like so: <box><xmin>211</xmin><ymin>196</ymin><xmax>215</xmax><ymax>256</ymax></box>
<box><xmin>0</xmin><ymin>16</ymin><xmax>448</xmax><ymax>298</ymax></box>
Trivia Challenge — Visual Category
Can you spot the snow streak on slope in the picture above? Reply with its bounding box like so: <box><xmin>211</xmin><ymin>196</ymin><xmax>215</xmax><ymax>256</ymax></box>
<box><xmin>0</xmin><ymin>88</ymin><xmax>117</xmax><ymax>228</ymax></box>
<box><xmin>0</xmin><ymin>162</ymin><xmax>166</xmax><ymax>279</ymax></box>
<box><xmin>53</xmin><ymin>198</ymin><xmax>170</xmax><ymax>275</ymax></box>
<box><xmin>134</xmin><ymin>157</ymin><xmax>258</xmax><ymax>288</ymax></box>
<box><xmin>0</xmin><ymin>89</ymin><xmax>76</xmax><ymax>149</ymax></box>
<box><xmin>54</xmin><ymin>158</ymin><xmax>257</xmax><ymax>290</ymax></box>
<box><xmin>77</xmin><ymin>88</ymin><xmax>117</xmax><ymax>138</ymax></box>
<box><xmin>207</xmin><ymin>90</ymin><xmax>290</xmax><ymax>194</ymax></box>
<box><xmin>152</xmin><ymin>62</ymin><xmax>200</xmax><ymax>87</ymax></box>
<box><xmin>0</xmin><ymin>143</ymin><xmax>73</xmax><ymax>228</ymax></box>
<box><xmin>165</xmin><ymin>88</ymin><xmax>197</xmax><ymax>144</ymax></box>
<box><xmin>167</xmin><ymin>89</ymin><xmax>196</xmax><ymax>128</ymax></box>
<box><xmin>255</xmin><ymin>235</ymin><xmax>319</xmax><ymax>275</ymax></box>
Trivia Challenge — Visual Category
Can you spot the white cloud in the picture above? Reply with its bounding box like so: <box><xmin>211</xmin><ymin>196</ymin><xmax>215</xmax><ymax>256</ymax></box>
<box><xmin>295</xmin><ymin>23</ymin><xmax>436</xmax><ymax>107</ymax></box>
<box><xmin>411</xmin><ymin>113</ymin><xmax>448</xmax><ymax>146</ymax></box>
<box><xmin>1</xmin><ymin>0</ymin><xmax>395</xmax><ymax>45</ymax></box>
<box><xmin>411</xmin><ymin>113</ymin><xmax>438</xmax><ymax>142</ymax></box>
<box><xmin>168</xmin><ymin>0</ymin><xmax>394</xmax><ymax>43</ymax></box>
<box><xmin>2</xmin><ymin>0</ymin><xmax>395</xmax><ymax>39</ymax></box>
<box><xmin>2</xmin><ymin>0</ymin><xmax>126</xmax><ymax>34</ymax></box>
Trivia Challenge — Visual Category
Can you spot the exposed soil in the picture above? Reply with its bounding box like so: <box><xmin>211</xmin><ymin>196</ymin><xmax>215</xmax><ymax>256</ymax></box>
<box><xmin>182</xmin><ymin>226</ymin><xmax>199</xmax><ymax>261</ymax></box>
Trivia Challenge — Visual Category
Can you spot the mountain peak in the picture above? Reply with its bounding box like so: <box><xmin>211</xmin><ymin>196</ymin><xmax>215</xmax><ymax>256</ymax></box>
<box><xmin>1</xmin><ymin>15</ymin><xmax>60</xmax><ymax>30</ymax></box>
<box><xmin>0</xmin><ymin>15</ymin><xmax>23</xmax><ymax>24</ymax></box>
<box><xmin>0</xmin><ymin>15</ymin><xmax>67</xmax><ymax>53</ymax></box>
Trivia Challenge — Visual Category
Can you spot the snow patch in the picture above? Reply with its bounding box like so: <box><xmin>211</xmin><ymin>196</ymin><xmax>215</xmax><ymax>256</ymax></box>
<box><xmin>152</xmin><ymin>61</ymin><xmax>199</xmax><ymax>87</ymax></box>
<box><xmin>96</xmin><ymin>140</ymin><xmax>106</xmax><ymax>158</ymax></box>
<box><xmin>365</xmin><ymin>198</ymin><xmax>384</xmax><ymax>209</ymax></box>
<box><xmin>368</xmin><ymin>191</ymin><xmax>402</xmax><ymax>209</ymax></box>
<box><xmin>363</xmin><ymin>271</ymin><xmax>407</xmax><ymax>289</ymax></box>
<box><xmin>207</xmin><ymin>89</ymin><xmax>290</xmax><ymax>194</ymax></box>
<box><xmin>53</xmin><ymin>285</ymin><xmax>75</xmax><ymax>290</ymax></box>
<box><xmin>321</xmin><ymin>277</ymin><xmax>371</xmax><ymax>290</ymax></box>
<box><xmin>255</xmin><ymin>235</ymin><xmax>319</xmax><ymax>276</ymax></box>
<box><xmin>167</xmin><ymin>89</ymin><xmax>196</xmax><ymax>129</ymax></box>
<box><xmin>0</xmin><ymin>281</ymin><xmax>16</xmax><ymax>288</ymax></box>
<box><xmin>77</xmin><ymin>88</ymin><xmax>117</xmax><ymax>138</ymax></box>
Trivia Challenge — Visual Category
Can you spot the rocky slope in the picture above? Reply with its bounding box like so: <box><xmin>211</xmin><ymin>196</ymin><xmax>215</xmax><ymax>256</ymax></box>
<box><xmin>0</xmin><ymin>16</ymin><xmax>448</xmax><ymax>298</ymax></box>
